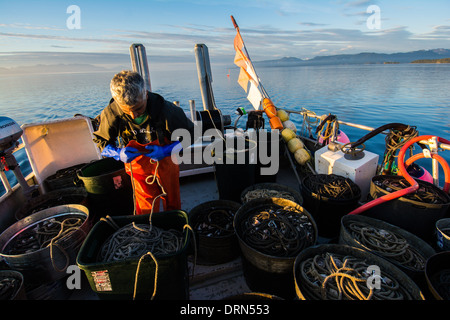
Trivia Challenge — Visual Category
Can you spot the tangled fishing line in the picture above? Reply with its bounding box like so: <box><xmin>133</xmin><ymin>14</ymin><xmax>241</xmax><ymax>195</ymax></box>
<box><xmin>297</xmin><ymin>252</ymin><xmax>413</xmax><ymax>300</ymax></box>
<box><xmin>193</xmin><ymin>206</ymin><xmax>235</xmax><ymax>238</ymax></box>
<box><xmin>242</xmin><ymin>189</ymin><xmax>297</xmax><ymax>203</ymax></box>
<box><xmin>345</xmin><ymin>221</ymin><xmax>427</xmax><ymax>271</ymax></box>
<box><xmin>4</xmin><ymin>216</ymin><xmax>84</xmax><ymax>255</ymax></box>
<box><xmin>303</xmin><ymin>174</ymin><xmax>359</xmax><ymax>200</ymax></box>
<box><xmin>240</xmin><ymin>205</ymin><xmax>315</xmax><ymax>257</ymax></box>
<box><xmin>373</xmin><ymin>177</ymin><xmax>448</xmax><ymax>204</ymax></box>
<box><xmin>98</xmin><ymin>222</ymin><xmax>183</xmax><ymax>262</ymax></box>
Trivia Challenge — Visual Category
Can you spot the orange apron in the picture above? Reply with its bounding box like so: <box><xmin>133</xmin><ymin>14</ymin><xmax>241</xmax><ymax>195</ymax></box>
<box><xmin>124</xmin><ymin>139</ymin><xmax>180</xmax><ymax>215</ymax></box>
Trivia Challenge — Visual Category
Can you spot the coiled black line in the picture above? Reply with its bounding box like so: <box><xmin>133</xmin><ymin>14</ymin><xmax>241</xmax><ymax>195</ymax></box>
<box><xmin>297</xmin><ymin>252</ymin><xmax>413</xmax><ymax>300</ymax></box>
<box><xmin>240</xmin><ymin>205</ymin><xmax>314</xmax><ymax>257</ymax></box>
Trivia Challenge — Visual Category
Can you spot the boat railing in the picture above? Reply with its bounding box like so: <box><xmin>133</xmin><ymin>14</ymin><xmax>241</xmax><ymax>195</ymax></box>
<box><xmin>0</xmin><ymin>140</ymin><xmax>30</xmax><ymax>198</ymax></box>
<box><xmin>280</xmin><ymin>107</ymin><xmax>450</xmax><ymax>188</ymax></box>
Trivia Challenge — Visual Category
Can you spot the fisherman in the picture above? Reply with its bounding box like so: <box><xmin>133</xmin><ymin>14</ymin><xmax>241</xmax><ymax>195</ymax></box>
<box><xmin>93</xmin><ymin>70</ymin><xmax>194</xmax><ymax>214</ymax></box>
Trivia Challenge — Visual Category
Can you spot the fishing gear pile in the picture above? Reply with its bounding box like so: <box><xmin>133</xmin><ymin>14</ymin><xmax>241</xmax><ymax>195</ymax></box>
<box><xmin>303</xmin><ymin>174</ymin><xmax>360</xmax><ymax>200</ymax></box>
<box><xmin>373</xmin><ymin>176</ymin><xmax>448</xmax><ymax>204</ymax></box>
<box><xmin>345</xmin><ymin>221</ymin><xmax>426</xmax><ymax>271</ymax></box>
<box><xmin>3</xmin><ymin>216</ymin><xmax>84</xmax><ymax>255</ymax></box>
<box><xmin>240</xmin><ymin>205</ymin><xmax>314</xmax><ymax>257</ymax></box>
<box><xmin>297</xmin><ymin>252</ymin><xmax>414</xmax><ymax>300</ymax></box>
<box><xmin>193</xmin><ymin>206</ymin><xmax>235</xmax><ymax>238</ymax></box>
<box><xmin>98</xmin><ymin>222</ymin><xmax>183</xmax><ymax>262</ymax></box>
<box><xmin>242</xmin><ymin>189</ymin><xmax>296</xmax><ymax>203</ymax></box>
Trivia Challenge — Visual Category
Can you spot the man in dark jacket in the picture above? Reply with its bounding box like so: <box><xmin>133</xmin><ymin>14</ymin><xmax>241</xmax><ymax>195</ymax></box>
<box><xmin>93</xmin><ymin>70</ymin><xmax>194</xmax><ymax>214</ymax></box>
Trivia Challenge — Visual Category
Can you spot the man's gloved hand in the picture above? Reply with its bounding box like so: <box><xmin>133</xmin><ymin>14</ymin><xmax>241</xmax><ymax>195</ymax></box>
<box><xmin>144</xmin><ymin>141</ymin><xmax>181</xmax><ymax>161</ymax></box>
<box><xmin>101</xmin><ymin>144</ymin><xmax>141</xmax><ymax>163</ymax></box>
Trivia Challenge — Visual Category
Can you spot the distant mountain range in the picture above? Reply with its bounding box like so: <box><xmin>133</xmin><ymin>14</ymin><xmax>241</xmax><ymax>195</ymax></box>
<box><xmin>254</xmin><ymin>49</ymin><xmax>450</xmax><ymax>67</ymax></box>
<box><xmin>0</xmin><ymin>63</ymin><xmax>114</xmax><ymax>75</ymax></box>
<box><xmin>1</xmin><ymin>49</ymin><xmax>449</xmax><ymax>75</ymax></box>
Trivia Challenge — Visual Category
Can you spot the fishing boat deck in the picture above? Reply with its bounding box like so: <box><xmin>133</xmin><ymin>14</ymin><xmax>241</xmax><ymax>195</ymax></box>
<box><xmin>65</xmin><ymin>156</ymin><xmax>302</xmax><ymax>300</ymax></box>
<box><xmin>181</xmin><ymin>163</ymin><xmax>301</xmax><ymax>300</ymax></box>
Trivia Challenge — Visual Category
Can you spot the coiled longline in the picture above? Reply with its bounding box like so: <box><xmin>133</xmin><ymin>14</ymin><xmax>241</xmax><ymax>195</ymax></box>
<box><xmin>297</xmin><ymin>252</ymin><xmax>412</xmax><ymax>300</ymax></box>
<box><xmin>240</xmin><ymin>205</ymin><xmax>315</xmax><ymax>257</ymax></box>
<box><xmin>346</xmin><ymin>221</ymin><xmax>427</xmax><ymax>271</ymax></box>
<box><xmin>98</xmin><ymin>222</ymin><xmax>182</xmax><ymax>262</ymax></box>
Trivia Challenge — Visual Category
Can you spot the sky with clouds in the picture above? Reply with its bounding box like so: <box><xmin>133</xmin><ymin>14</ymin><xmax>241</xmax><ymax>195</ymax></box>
<box><xmin>0</xmin><ymin>0</ymin><xmax>449</xmax><ymax>69</ymax></box>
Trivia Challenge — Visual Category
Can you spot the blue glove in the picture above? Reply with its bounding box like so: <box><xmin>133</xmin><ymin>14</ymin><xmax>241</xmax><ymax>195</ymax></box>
<box><xmin>144</xmin><ymin>141</ymin><xmax>181</xmax><ymax>161</ymax></box>
<box><xmin>101</xmin><ymin>144</ymin><xmax>141</xmax><ymax>163</ymax></box>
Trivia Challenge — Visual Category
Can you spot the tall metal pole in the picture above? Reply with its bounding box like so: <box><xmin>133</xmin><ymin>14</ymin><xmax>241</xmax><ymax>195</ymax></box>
<box><xmin>194</xmin><ymin>44</ymin><xmax>216</xmax><ymax>111</ymax></box>
<box><xmin>130</xmin><ymin>44</ymin><xmax>151</xmax><ymax>92</ymax></box>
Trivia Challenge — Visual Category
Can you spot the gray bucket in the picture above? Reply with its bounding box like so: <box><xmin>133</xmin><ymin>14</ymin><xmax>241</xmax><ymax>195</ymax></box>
<box><xmin>0</xmin><ymin>204</ymin><xmax>90</xmax><ymax>287</ymax></box>
<box><xmin>436</xmin><ymin>218</ymin><xmax>450</xmax><ymax>251</ymax></box>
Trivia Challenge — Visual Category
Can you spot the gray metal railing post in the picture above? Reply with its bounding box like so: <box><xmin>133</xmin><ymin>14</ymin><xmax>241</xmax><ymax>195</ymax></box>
<box><xmin>194</xmin><ymin>44</ymin><xmax>216</xmax><ymax>111</ymax></box>
<box><xmin>130</xmin><ymin>44</ymin><xmax>151</xmax><ymax>92</ymax></box>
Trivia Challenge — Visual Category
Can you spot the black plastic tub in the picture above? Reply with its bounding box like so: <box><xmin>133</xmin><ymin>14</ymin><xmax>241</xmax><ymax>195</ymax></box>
<box><xmin>234</xmin><ymin>197</ymin><xmax>317</xmax><ymax>299</ymax></box>
<box><xmin>44</xmin><ymin>163</ymin><xmax>87</xmax><ymax>191</ymax></box>
<box><xmin>340</xmin><ymin>215</ymin><xmax>436</xmax><ymax>292</ymax></box>
<box><xmin>365</xmin><ymin>175</ymin><xmax>450</xmax><ymax>242</ymax></box>
<box><xmin>294</xmin><ymin>244</ymin><xmax>425</xmax><ymax>300</ymax></box>
<box><xmin>301</xmin><ymin>173</ymin><xmax>361</xmax><ymax>238</ymax></box>
<box><xmin>189</xmin><ymin>200</ymin><xmax>241</xmax><ymax>265</ymax></box>
<box><xmin>0</xmin><ymin>270</ymin><xmax>26</xmax><ymax>300</ymax></box>
<box><xmin>76</xmin><ymin>158</ymin><xmax>134</xmax><ymax>219</ymax></box>
<box><xmin>213</xmin><ymin>137</ymin><xmax>258</xmax><ymax>202</ymax></box>
<box><xmin>425</xmin><ymin>251</ymin><xmax>450</xmax><ymax>300</ymax></box>
<box><xmin>15</xmin><ymin>187</ymin><xmax>88</xmax><ymax>220</ymax></box>
<box><xmin>241</xmin><ymin>182</ymin><xmax>303</xmax><ymax>205</ymax></box>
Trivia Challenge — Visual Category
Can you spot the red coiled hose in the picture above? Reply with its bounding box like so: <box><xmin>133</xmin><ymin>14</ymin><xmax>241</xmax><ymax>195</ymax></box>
<box><xmin>348</xmin><ymin>135</ymin><xmax>450</xmax><ymax>215</ymax></box>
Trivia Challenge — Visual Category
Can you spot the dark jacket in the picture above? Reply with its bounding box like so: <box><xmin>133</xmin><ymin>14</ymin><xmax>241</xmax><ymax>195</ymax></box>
<box><xmin>93</xmin><ymin>91</ymin><xmax>194</xmax><ymax>150</ymax></box>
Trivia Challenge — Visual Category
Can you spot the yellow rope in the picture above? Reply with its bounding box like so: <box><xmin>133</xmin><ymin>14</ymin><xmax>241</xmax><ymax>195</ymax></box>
<box><xmin>127</xmin><ymin>156</ymin><xmax>167</xmax><ymax>222</ymax></box>
<box><xmin>130</xmin><ymin>224</ymin><xmax>193</xmax><ymax>300</ymax></box>
<box><xmin>145</xmin><ymin>159</ymin><xmax>168</xmax><ymax>223</ymax></box>
<box><xmin>320</xmin><ymin>255</ymin><xmax>373</xmax><ymax>300</ymax></box>
<box><xmin>133</xmin><ymin>251</ymin><xmax>159</xmax><ymax>300</ymax></box>
<box><xmin>183</xmin><ymin>224</ymin><xmax>197</xmax><ymax>280</ymax></box>
<box><xmin>48</xmin><ymin>218</ymin><xmax>85</xmax><ymax>272</ymax></box>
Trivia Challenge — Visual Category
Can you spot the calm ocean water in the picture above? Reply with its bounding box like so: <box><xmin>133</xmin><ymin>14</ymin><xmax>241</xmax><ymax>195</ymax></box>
<box><xmin>1</xmin><ymin>63</ymin><xmax>449</xmax><ymax>192</ymax></box>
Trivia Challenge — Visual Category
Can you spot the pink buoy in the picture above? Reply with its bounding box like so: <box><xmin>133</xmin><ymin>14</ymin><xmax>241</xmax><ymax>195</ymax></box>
<box><xmin>406</xmin><ymin>163</ymin><xmax>433</xmax><ymax>184</ymax></box>
<box><xmin>319</xmin><ymin>130</ymin><xmax>350</xmax><ymax>145</ymax></box>
<box><xmin>337</xmin><ymin>130</ymin><xmax>350</xmax><ymax>144</ymax></box>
